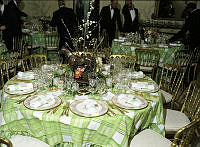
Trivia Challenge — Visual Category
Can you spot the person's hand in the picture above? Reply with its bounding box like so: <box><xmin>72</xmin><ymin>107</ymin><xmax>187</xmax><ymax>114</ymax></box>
<box><xmin>0</xmin><ymin>26</ymin><xmax>6</xmax><ymax>30</ymax></box>
<box><xmin>102</xmin><ymin>29</ymin><xmax>107</xmax><ymax>35</ymax></box>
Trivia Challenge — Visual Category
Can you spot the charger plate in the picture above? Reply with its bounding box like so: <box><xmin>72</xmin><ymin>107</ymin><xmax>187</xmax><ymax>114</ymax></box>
<box><xmin>24</xmin><ymin>93</ymin><xmax>61</xmax><ymax>111</ymax></box>
<box><xmin>112</xmin><ymin>94</ymin><xmax>148</xmax><ymax>109</ymax></box>
<box><xmin>70</xmin><ymin>99</ymin><xmax>108</xmax><ymax>117</ymax></box>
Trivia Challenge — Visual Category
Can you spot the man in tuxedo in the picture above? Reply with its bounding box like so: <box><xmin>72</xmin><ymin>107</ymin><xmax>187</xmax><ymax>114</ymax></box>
<box><xmin>50</xmin><ymin>0</ymin><xmax>78</xmax><ymax>52</ymax></box>
<box><xmin>0</xmin><ymin>0</ymin><xmax>27</xmax><ymax>50</ymax></box>
<box><xmin>122</xmin><ymin>0</ymin><xmax>139</xmax><ymax>33</ymax></box>
<box><xmin>100</xmin><ymin>0</ymin><xmax>123</xmax><ymax>47</ymax></box>
<box><xmin>169</xmin><ymin>3</ymin><xmax>200</xmax><ymax>50</ymax></box>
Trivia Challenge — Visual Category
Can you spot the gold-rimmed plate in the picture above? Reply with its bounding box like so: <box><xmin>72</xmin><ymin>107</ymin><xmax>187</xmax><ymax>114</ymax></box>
<box><xmin>5</xmin><ymin>82</ymin><xmax>35</xmax><ymax>95</ymax></box>
<box><xmin>70</xmin><ymin>99</ymin><xmax>108</xmax><ymax>117</ymax></box>
<box><xmin>129</xmin><ymin>80</ymin><xmax>159</xmax><ymax>93</ymax></box>
<box><xmin>77</xmin><ymin>89</ymin><xmax>90</xmax><ymax>95</ymax></box>
<box><xmin>112</xmin><ymin>94</ymin><xmax>148</xmax><ymax>109</ymax></box>
<box><xmin>24</xmin><ymin>93</ymin><xmax>62</xmax><ymax>111</ymax></box>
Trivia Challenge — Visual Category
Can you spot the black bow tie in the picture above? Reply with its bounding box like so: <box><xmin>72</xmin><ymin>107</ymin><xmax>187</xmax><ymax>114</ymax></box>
<box><xmin>129</xmin><ymin>8</ymin><xmax>133</xmax><ymax>10</ymax></box>
<box><xmin>111</xmin><ymin>7</ymin><xmax>114</xmax><ymax>10</ymax></box>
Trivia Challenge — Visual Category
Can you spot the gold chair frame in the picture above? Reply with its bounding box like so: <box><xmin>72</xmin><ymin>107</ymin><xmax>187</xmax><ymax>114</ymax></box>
<box><xmin>171</xmin><ymin>117</ymin><xmax>200</xmax><ymax>147</ymax></box>
<box><xmin>110</xmin><ymin>54</ymin><xmax>136</xmax><ymax>69</ymax></box>
<box><xmin>0</xmin><ymin>61</ymin><xmax>9</xmax><ymax>89</ymax></box>
<box><xmin>1</xmin><ymin>51</ymin><xmax>19</xmax><ymax>76</ymax></box>
<box><xmin>181</xmin><ymin>81</ymin><xmax>200</xmax><ymax>121</ymax></box>
<box><xmin>158</xmin><ymin>64</ymin><xmax>185</xmax><ymax>108</ymax></box>
<box><xmin>21</xmin><ymin>54</ymin><xmax>47</xmax><ymax>71</ymax></box>
<box><xmin>135</xmin><ymin>48</ymin><xmax>160</xmax><ymax>79</ymax></box>
<box><xmin>0</xmin><ymin>137</ymin><xmax>13</xmax><ymax>147</ymax></box>
<box><xmin>45</xmin><ymin>33</ymin><xmax>59</xmax><ymax>61</ymax></box>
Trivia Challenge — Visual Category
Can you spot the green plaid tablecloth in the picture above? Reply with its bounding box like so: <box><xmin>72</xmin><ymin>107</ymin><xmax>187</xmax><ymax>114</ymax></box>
<box><xmin>0</xmin><ymin>77</ymin><xmax>164</xmax><ymax>147</ymax></box>
<box><xmin>112</xmin><ymin>41</ymin><xmax>184</xmax><ymax>64</ymax></box>
<box><xmin>31</xmin><ymin>32</ymin><xmax>46</xmax><ymax>48</ymax></box>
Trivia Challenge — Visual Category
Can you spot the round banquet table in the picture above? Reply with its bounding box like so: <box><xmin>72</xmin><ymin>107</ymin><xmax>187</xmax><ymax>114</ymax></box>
<box><xmin>0</xmin><ymin>73</ymin><xmax>165</xmax><ymax>147</ymax></box>
<box><xmin>112</xmin><ymin>40</ymin><xmax>184</xmax><ymax>65</ymax></box>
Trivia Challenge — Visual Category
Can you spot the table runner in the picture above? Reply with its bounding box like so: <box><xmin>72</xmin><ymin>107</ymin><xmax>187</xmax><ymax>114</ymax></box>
<box><xmin>0</xmin><ymin>77</ymin><xmax>164</xmax><ymax>147</ymax></box>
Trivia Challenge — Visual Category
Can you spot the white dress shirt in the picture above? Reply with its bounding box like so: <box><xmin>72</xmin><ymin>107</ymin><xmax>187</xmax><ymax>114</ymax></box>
<box><xmin>110</xmin><ymin>5</ymin><xmax>114</xmax><ymax>19</ymax></box>
<box><xmin>130</xmin><ymin>8</ymin><xmax>136</xmax><ymax>22</ymax></box>
<box><xmin>1</xmin><ymin>4</ymin><xmax>4</xmax><ymax>15</ymax></box>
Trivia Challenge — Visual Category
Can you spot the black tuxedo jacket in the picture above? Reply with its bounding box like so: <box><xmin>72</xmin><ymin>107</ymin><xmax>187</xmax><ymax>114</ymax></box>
<box><xmin>100</xmin><ymin>5</ymin><xmax>122</xmax><ymax>37</ymax></box>
<box><xmin>122</xmin><ymin>5</ymin><xmax>139</xmax><ymax>33</ymax></box>
<box><xmin>50</xmin><ymin>7</ymin><xmax>78</xmax><ymax>50</ymax></box>
<box><xmin>7</xmin><ymin>0</ymin><xmax>27</xmax><ymax>36</ymax></box>
<box><xmin>169</xmin><ymin>9</ymin><xmax>200</xmax><ymax>49</ymax></box>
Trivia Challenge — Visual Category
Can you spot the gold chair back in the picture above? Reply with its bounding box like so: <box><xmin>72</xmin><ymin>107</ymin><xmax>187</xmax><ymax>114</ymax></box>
<box><xmin>0</xmin><ymin>137</ymin><xmax>13</xmax><ymax>147</ymax></box>
<box><xmin>45</xmin><ymin>32</ymin><xmax>59</xmax><ymax>49</ymax></box>
<box><xmin>31</xmin><ymin>54</ymin><xmax>47</xmax><ymax>68</ymax></box>
<box><xmin>22</xmin><ymin>32</ymin><xmax>32</xmax><ymax>49</ymax></box>
<box><xmin>110</xmin><ymin>54</ymin><xmax>136</xmax><ymax>69</ymax></box>
<box><xmin>181</xmin><ymin>81</ymin><xmax>200</xmax><ymax>121</ymax></box>
<box><xmin>158</xmin><ymin>64</ymin><xmax>185</xmax><ymax>109</ymax></box>
<box><xmin>21</xmin><ymin>55</ymin><xmax>32</xmax><ymax>71</ymax></box>
<box><xmin>21</xmin><ymin>55</ymin><xmax>47</xmax><ymax>71</ymax></box>
<box><xmin>135</xmin><ymin>48</ymin><xmax>160</xmax><ymax>79</ymax></box>
<box><xmin>0</xmin><ymin>61</ymin><xmax>9</xmax><ymax>89</ymax></box>
<box><xmin>172</xmin><ymin>117</ymin><xmax>200</xmax><ymax>147</ymax></box>
<box><xmin>0</xmin><ymin>51</ymin><xmax>19</xmax><ymax>76</ymax></box>
<box><xmin>173</xmin><ymin>49</ymin><xmax>192</xmax><ymax>67</ymax></box>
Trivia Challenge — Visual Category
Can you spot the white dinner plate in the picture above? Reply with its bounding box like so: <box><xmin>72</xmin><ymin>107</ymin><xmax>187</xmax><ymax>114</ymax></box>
<box><xmin>70</xmin><ymin>99</ymin><xmax>108</xmax><ymax>117</ymax></box>
<box><xmin>24</xmin><ymin>92</ymin><xmax>62</xmax><ymax>110</ymax></box>
<box><xmin>112</xmin><ymin>94</ymin><xmax>148</xmax><ymax>109</ymax></box>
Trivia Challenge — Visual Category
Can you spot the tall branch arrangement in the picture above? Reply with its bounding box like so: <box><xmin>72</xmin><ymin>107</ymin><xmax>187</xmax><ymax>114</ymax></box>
<box><xmin>74</xmin><ymin>0</ymin><xmax>99</xmax><ymax>51</ymax></box>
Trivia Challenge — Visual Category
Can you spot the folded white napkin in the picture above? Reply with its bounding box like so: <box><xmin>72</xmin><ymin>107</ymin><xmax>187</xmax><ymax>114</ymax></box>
<box><xmin>114</xmin><ymin>39</ymin><xmax>124</xmax><ymax>42</ymax></box>
<box><xmin>131</xmin><ymin>82</ymin><xmax>148</xmax><ymax>89</ymax></box>
<box><xmin>30</xmin><ymin>94</ymin><xmax>55</xmax><ymax>108</ymax></box>
<box><xmin>17</xmin><ymin>72</ymin><xmax>35</xmax><ymax>79</ymax></box>
<box><xmin>132</xmin><ymin>71</ymin><xmax>144</xmax><ymax>78</ymax></box>
<box><xmin>80</xmin><ymin>100</ymin><xmax>101</xmax><ymax>115</ymax></box>
<box><xmin>118</xmin><ymin>94</ymin><xmax>143</xmax><ymax>107</ymax></box>
<box><xmin>101</xmin><ymin>92</ymin><xmax>115</xmax><ymax>101</ymax></box>
<box><xmin>170</xmin><ymin>43</ymin><xmax>181</xmax><ymax>47</ymax></box>
<box><xmin>131</xmin><ymin>82</ymin><xmax>155</xmax><ymax>90</ymax></box>
<box><xmin>7</xmin><ymin>83</ymin><xmax>33</xmax><ymax>91</ymax></box>
<box><xmin>131</xmin><ymin>46</ymin><xmax>136</xmax><ymax>51</ymax></box>
<box><xmin>121</xmin><ymin>42</ymin><xmax>131</xmax><ymax>45</ymax></box>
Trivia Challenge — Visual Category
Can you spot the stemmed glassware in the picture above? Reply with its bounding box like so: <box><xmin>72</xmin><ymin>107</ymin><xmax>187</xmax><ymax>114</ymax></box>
<box><xmin>71</xmin><ymin>81</ymin><xmax>79</xmax><ymax>96</ymax></box>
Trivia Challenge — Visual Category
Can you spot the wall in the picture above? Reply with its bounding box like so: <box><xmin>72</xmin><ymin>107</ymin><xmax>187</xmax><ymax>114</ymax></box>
<box><xmin>19</xmin><ymin>0</ymin><xmax>155</xmax><ymax>22</ymax></box>
<box><xmin>100</xmin><ymin>0</ymin><xmax>155</xmax><ymax>21</ymax></box>
<box><xmin>21</xmin><ymin>0</ymin><xmax>73</xmax><ymax>18</ymax></box>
